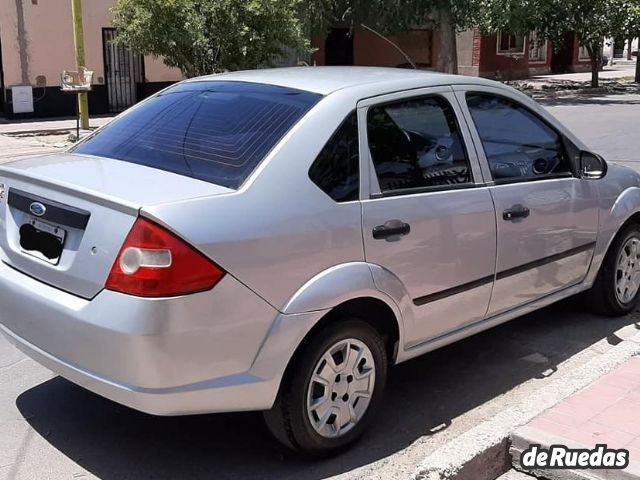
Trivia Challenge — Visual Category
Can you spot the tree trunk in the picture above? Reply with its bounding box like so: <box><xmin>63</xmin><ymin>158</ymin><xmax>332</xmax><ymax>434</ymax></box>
<box><xmin>636</xmin><ymin>50</ymin><xmax>640</xmax><ymax>83</ymax></box>
<box><xmin>435</xmin><ymin>5</ymin><xmax>458</xmax><ymax>74</ymax></box>
<box><xmin>628</xmin><ymin>37</ymin><xmax>634</xmax><ymax>61</ymax></box>
<box><xmin>587</xmin><ymin>44</ymin><xmax>600</xmax><ymax>88</ymax></box>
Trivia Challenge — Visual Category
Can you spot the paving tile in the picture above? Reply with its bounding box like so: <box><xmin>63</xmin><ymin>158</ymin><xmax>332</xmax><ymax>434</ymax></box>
<box><xmin>592</xmin><ymin>399</ymin><xmax>640</xmax><ymax>436</ymax></box>
<box><xmin>529</xmin><ymin>417</ymin><xmax>571</xmax><ymax>437</ymax></box>
<box><xmin>535</xmin><ymin>410</ymin><xmax>586</xmax><ymax>429</ymax></box>
<box><xmin>514</xmin><ymin>358</ymin><xmax>640</xmax><ymax>479</ymax></box>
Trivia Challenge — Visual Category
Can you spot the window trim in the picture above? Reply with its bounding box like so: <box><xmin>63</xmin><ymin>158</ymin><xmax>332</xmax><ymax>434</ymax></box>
<box><xmin>307</xmin><ymin>110</ymin><xmax>360</xmax><ymax>203</ymax></box>
<box><xmin>528</xmin><ymin>32</ymin><xmax>548</xmax><ymax>64</ymax></box>
<box><xmin>464</xmin><ymin>91</ymin><xmax>577</xmax><ymax>184</ymax></box>
<box><xmin>496</xmin><ymin>31</ymin><xmax>526</xmax><ymax>56</ymax></box>
<box><xmin>364</xmin><ymin>93</ymin><xmax>476</xmax><ymax>198</ymax></box>
<box><xmin>578</xmin><ymin>44</ymin><xmax>592</xmax><ymax>62</ymax></box>
<box><xmin>370</xmin><ymin>182</ymin><xmax>477</xmax><ymax>200</ymax></box>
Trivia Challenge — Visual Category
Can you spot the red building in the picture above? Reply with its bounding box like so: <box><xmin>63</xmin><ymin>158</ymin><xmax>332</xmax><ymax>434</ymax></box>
<box><xmin>312</xmin><ymin>28</ymin><xmax>592</xmax><ymax>80</ymax></box>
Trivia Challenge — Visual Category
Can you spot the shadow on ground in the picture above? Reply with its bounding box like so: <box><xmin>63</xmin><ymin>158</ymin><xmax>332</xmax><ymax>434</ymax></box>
<box><xmin>16</xmin><ymin>298</ymin><xmax>638</xmax><ymax>480</ymax></box>
<box><xmin>536</xmin><ymin>93</ymin><xmax>640</xmax><ymax>107</ymax></box>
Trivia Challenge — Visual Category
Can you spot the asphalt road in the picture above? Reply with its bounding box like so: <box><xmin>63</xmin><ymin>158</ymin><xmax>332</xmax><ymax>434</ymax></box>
<box><xmin>541</xmin><ymin>93</ymin><xmax>640</xmax><ymax>165</ymax></box>
<box><xmin>1</xmin><ymin>92</ymin><xmax>640</xmax><ymax>480</ymax></box>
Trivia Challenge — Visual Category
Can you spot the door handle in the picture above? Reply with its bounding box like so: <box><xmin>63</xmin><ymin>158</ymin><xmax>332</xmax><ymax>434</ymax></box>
<box><xmin>373</xmin><ymin>220</ymin><xmax>411</xmax><ymax>240</ymax></box>
<box><xmin>503</xmin><ymin>205</ymin><xmax>530</xmax><ymax>222</ymax></box>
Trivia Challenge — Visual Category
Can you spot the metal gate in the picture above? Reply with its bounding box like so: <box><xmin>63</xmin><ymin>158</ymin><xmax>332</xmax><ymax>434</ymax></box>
<box><xmin>102</xmin><ymin>28</ymin><xmax>144</xmax><ymax>113</ymax></box>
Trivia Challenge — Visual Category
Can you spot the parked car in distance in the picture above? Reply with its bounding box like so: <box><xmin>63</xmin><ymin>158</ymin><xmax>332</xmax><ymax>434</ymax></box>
<box><xmin>2</xmin><ymin>67</ymin><xmax>640</xmax><ymax>456</ymax></box>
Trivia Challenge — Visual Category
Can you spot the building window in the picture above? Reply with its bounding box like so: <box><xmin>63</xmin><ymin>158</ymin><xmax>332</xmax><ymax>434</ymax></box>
<box><xmin>529</xmin><ymin>32</ymin><xmax>548</xmax><ymax>63</ymax></box>
<box><xmin>578</xmin><ymin>44</ymin><xmax>592</xmax><ymax>61</ymax></box>
<box><xmin>395</xmin><ymin>30</ymin><xmax>433</xmax><ymax>68</ymax></box>
<box><xmin>497</xmin><ymin>32</ymin><xmax>526</xmax><ymax>56</ymax></box>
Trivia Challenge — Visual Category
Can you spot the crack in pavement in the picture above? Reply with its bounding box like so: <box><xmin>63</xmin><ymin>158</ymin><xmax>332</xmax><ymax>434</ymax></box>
<box><xmin>0</xmin><ymin>358</ymin><xmax>28</xmax><ymax>371</ymax></box>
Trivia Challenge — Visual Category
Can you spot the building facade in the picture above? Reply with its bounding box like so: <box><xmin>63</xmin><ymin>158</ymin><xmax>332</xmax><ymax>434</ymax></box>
<box><xmin>313</xmin><ymin>28</ymin><xmax>593</xmax><ymax>80</ymax></box>
<box><xmin>604</xmin><ymin>37</ymin><xmax>639</xmax><ymax>61</ymax></box>
<box><xmin>0</xmin><ymin>0</ymin><xmax>183</xmax><ymax>118</ymax></box>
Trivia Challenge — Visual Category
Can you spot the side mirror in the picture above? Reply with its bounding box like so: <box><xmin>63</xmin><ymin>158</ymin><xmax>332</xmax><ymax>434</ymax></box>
<box><xmin>580</xmin><ymin>151</ymin><xmax>607</xmax><ymax>179</ymax></box>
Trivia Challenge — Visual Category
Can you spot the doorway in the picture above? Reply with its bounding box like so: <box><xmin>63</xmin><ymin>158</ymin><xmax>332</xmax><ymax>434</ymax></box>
<box><xmin>102</xmin><ymin>28</ymin><xmax>144</xmax><ymax>113</ymax></box>
<box><xmin>550</xmin><ymin>32</ymin><xmax>574</xmax><ymax>74</ymax></box>
<box><xmin>613</xmin><ymin>37</ymin><xmax>625</xmax><ymax>58</ymax></box>
<box><xmin>325</xmin><ymin>28</ymin><xmax>354</xmax><ymax>66</ymax></box>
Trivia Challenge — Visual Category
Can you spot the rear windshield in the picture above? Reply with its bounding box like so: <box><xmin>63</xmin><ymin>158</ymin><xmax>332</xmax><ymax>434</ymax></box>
<box><xmin>72</xmin><ymin>81</ymin><xmax>322</xmax><ymax>189</ymax></box>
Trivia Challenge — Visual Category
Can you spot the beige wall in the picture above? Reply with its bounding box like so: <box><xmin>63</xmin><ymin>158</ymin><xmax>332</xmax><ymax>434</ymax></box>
<box><xmin>456</xmin><ymin>29</ymin><xmax>480</xmax><ymax>77</ymax></box>
<box><xmin>0</xmin><ymin>0</ymin><xmax>182</xmax><ymax>88</ymax></box>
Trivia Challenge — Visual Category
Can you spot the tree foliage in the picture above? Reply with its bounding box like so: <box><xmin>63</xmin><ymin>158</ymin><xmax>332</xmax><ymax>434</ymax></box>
<box><xmin>112</xmin><ymin>0</ymin><xmax>313</xmax><ymax>77</ymax></box>
<box><xmin>302</xmin><ymin>0</ymin><xmax>490</xmax><ymax>73</ymax></box>
<box><xmin>488</xmin><ymin>0</ymin><xmax>640</xmax><ymax>86</ymax></box>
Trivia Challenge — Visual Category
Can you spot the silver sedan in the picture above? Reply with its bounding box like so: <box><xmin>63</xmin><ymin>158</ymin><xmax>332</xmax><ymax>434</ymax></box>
<box><xmin>1</xmin><ymin>67</ymin><xmax>639</xmax><ymax>456</ymax></box>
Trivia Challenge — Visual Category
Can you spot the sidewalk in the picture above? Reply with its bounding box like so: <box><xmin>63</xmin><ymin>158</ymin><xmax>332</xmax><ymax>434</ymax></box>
<box><xmin>508</xmin><ymin>64</ymin><xmax>639</xmax><ymax>98</ymax></box>
<box><xmin>511</xmin><ymin>356</ymin><xmax>640</xmax><ymax>480</ymax></box>
<box><xmin>0</xmin><ymin>134</ymin><xmax>65</xmax><ymax>163</ymax></box>
<box><xmin>531</xmin><ymin>63</ymin><xmax>637</xmax><ymax>83</ymax></box>
<box><xmin>0</xmin><ymin>115</ymin><xmax>115</xmax><ymax>163</ymax></box>
<box><xmin>0</xmin><ymin>115</ymin><xmax>114</xmax><ymax>135</ymax></box>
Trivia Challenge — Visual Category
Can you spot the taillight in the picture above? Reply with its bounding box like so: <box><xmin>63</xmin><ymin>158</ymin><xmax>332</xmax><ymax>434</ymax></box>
<box><xmin>105</xmin><ymin>217</ymin><xmax>225</xmax><ymax>297</ymax></box>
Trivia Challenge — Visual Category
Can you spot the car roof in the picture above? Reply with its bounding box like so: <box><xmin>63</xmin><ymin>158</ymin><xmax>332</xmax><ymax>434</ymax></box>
<box><xmin>189</xmin><ymin>66</ymin><xmax>502</xmax><ymax>96</ymax></box>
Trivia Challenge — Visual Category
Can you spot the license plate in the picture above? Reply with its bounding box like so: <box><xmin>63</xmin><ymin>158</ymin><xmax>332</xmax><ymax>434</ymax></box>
<box><xmin>19</xmin><ymin>217</ymin><xmax>67</xmax><ymax>265</ymax></box>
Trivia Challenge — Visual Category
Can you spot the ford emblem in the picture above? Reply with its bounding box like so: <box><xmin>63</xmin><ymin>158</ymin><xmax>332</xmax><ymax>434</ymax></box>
<box><xmin>29</xmin><ymin>202</ymin><xmax>46</xmax><ymax>217</ymax></box>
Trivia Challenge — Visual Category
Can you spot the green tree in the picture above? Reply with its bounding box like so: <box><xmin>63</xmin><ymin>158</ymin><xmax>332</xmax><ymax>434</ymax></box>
<box><xmin>306</xmin><ymin>0</ymin><xmax>488</xmax><ymax>73</ymax></box>
<box><xmin>380</xmin><ymin>0</ymin><xmax>487</xmax><ymax>73</ymax></box>
<box><xmin>489</xmin><ymin>0</ymin><xmax>639</xmax><ymax>87</ymax></box>
<box><xmin>111</xmin><ymin>0</ymin><xmax>313</xmax><ymax>77</ymax></box>
<box><xmin>623</xmin><ymin>3</ymin><xmax>640</xmax><ymax>82</ymax></box>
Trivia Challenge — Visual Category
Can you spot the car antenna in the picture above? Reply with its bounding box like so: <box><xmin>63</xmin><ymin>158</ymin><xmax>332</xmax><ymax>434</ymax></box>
<box><xmin>360</xmin><ymin>23</ymin><xmax>417</xmax><ymax>70</ymax></box>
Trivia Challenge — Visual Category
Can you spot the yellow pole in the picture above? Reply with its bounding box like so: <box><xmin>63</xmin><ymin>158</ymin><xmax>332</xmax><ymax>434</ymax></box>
<box><xmin>71</xmin><ymin>0</ymin><xmax>89</xmax><ymax>129</ymax></box>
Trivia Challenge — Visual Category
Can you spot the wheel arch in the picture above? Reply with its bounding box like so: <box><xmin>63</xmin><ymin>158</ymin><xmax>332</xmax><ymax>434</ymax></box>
<box><xmin>586</xmin><ymin>188</ymin><xmax>640</xmax><ymax>287</ymax></box>
<box><xmin>280</xmin><ymin>262</ymin><xmax>407</xmax><ymax>361</ymax></box>
<box><xmin>274</xmin><ymin>296</ymin><xmax>401</xmax><ymax>402</ymax></box>
<box><xmin>251</xmin><ymin>262</ymin><xmax>408</xmax><ymax>409</ymax></box>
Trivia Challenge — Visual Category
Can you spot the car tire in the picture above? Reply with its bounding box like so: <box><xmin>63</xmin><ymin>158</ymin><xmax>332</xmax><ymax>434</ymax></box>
<box><xmin>590</xmin><ymin>224</ymin><xmax>640</xmax><ymax>316</ymax></box>
<box><xmin>263</xmin><ymin>319</ymin><xmax>388</xmax><ymax>456</ymax></box>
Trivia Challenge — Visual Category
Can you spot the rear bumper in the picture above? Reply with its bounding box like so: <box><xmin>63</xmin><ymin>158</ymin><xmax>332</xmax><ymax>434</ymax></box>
<box><xmin>1</xmin><ymin>321</ymin><xmax>279</xmax><ymax>415</ymax></box>
<box><xmin>0</xmin><ymin>260</ymin><xmax>314</xmax><ymax>415</ymax></box>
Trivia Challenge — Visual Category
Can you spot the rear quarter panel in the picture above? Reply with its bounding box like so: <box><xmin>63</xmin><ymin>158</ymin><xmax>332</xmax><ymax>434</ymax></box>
<box><xmin>143</xmin><ymin>91</ymin><xmax>366</xmax><ymax>312</ymax></box>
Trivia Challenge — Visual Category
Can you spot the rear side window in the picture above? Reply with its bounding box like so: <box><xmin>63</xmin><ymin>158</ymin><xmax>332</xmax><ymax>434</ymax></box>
<box><xmin>367</xmin><ymin>96</ymin><xmax>472</xmax><ymax>194</ymax></box>
<box><xmin>308</xmin><ymin>112</ymin><xmax>359</xmax><ymax>202</ymax></box>
<box><xmin>72</xmin><ymin>81</ymin><xmax>321</xmax><ymax>189</ymax></box>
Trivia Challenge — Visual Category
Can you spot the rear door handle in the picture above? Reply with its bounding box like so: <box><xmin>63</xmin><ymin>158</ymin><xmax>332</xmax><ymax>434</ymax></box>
<box><xmin>373</xmin><ymin>220</ymin><xmax>411</xmax><ymax>240</ymax></box>
<box><xmin>503</xmin><ymin>205</ymin><xmax>530</xmax><ymax>222</ymax></box>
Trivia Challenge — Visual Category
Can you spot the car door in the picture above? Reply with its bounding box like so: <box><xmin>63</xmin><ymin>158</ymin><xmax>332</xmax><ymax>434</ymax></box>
<box><xmin>359</xmin><ymin>87</ymin><xmax>497</xmax><ymax>347</ymax></box>
<box><xmin>455</xmin><ymin>86</ymin><xmax>599</xmax><ymax>316</ymax></box>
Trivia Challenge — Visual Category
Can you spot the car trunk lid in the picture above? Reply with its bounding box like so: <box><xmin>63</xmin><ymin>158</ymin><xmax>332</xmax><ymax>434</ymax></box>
<box><xmin>0</xmin><ymin>153</ymin><xmax>232</xmax><ymax>299</ymax></box>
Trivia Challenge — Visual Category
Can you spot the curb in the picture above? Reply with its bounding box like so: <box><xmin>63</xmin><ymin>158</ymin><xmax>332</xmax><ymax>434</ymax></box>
<box><xmin>412</xmin><ymin>324</ymin><xmax>640</xmax><ymax>480</ymax></box>
<box><xmin>511</xmin><ymin>426</ymin><xmax>640</xmax><ymax>480</ymax></box>
<box><xmin>2</xmin><ymin>128</ymin><xmax>91</xmax><ymax>137</ymax></box>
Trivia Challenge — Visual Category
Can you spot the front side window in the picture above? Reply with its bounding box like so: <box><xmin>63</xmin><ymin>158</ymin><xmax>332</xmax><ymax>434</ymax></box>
<box><xmin>367</xmin><ymin>96</ymin><xmax>472</xmax><ymax>194</ymax></box>
<box><xmin>466</xmin><ymin>93</ymin><xmax>572</xmax><ymax>182</ymax></box>
<box><xmin>73</xmin><ymin>81</ymin><xmax>321</xmax><ymax>189</ymax></box>
<box><xmin>309</xmin><ymin>112</ymin><xmax>359</xmax><ymax>202</ymax></box>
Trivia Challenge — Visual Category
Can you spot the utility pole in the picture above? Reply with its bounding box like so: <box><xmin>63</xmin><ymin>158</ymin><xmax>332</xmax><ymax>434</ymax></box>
<box><xmin>71</xmin><ymin>0</ymin><xmax>89</xmax><ymax>129</ymax></box>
